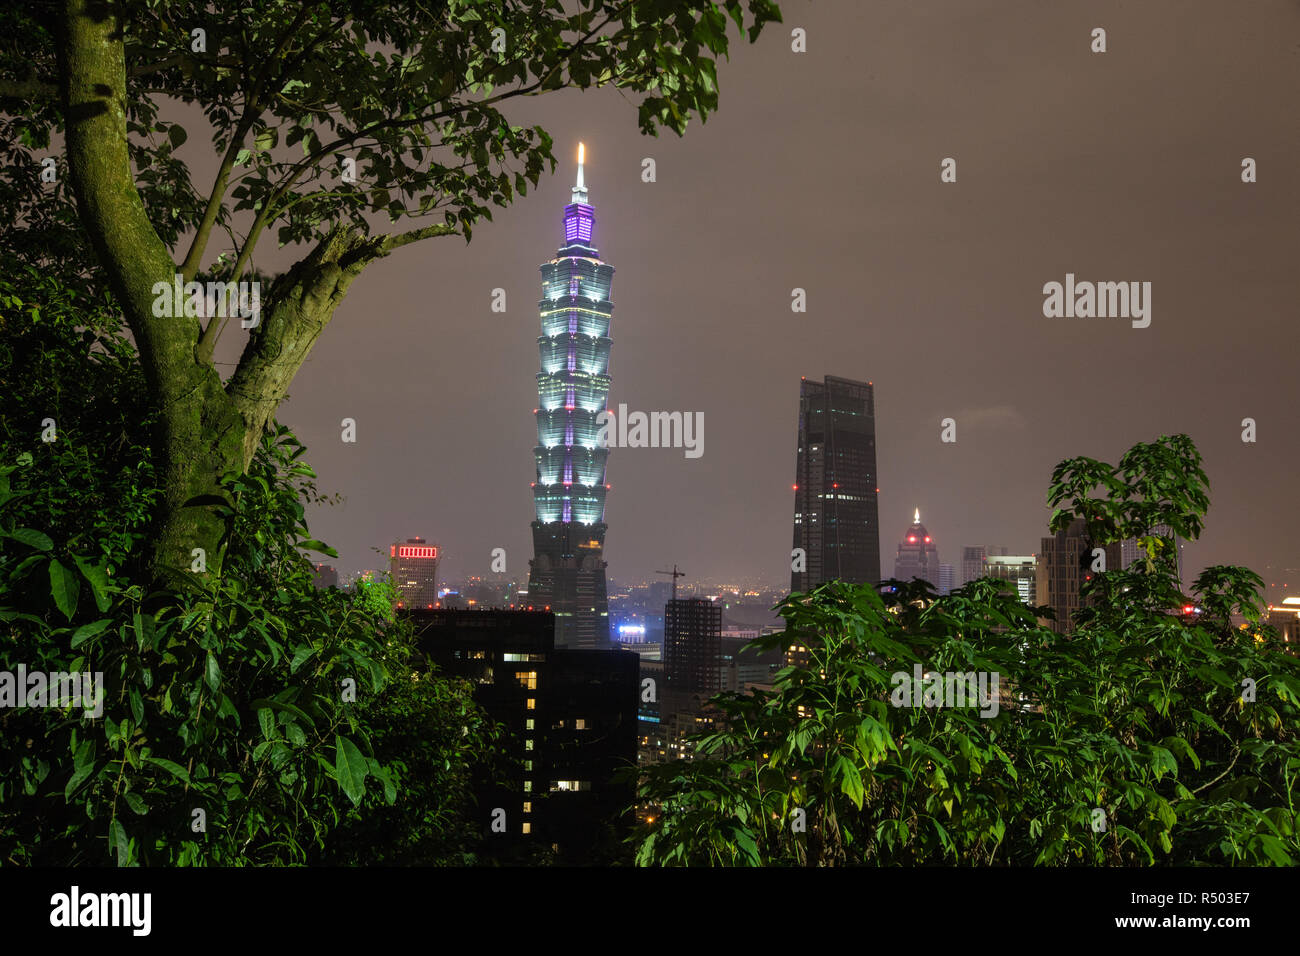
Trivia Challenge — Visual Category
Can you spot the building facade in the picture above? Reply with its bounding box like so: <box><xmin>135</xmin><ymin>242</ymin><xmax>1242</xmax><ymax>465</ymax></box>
<box><xmin>893</xmin><ymin>509</ymin><xmax>941</xmax><ymax>589</ymax></box>
<box><xmin>407</xmin><ymin>607</ymin><xmax>637</xmax><ymax>862</ymax></box>
<box><xmin>938</xmin><ymin>563</ymin><xmax>955</xmax><ymax>595</ymax></box>
<box><xmin>528</xmin><ymin>145</ymin><xmax>613</xmax><ymax>649</ymax></box>
<box><xmin>389</xmin><ymin>537</ymin><xmax>439</xmax><ymax>609</ymax></box>
<box><xmin>1037</xmin><ymin>518</ymin><xmax>1122</xmax><ymax>635</ymax></box>
<box><xmin>790</xmin><ymin>375</ymin><xmax>881</xmax><ymax>592</ymax></box>
<box><xmin>664</xmin><ymin>597</ymin><xmax>722</xmax><ymax>695</ymax></box>
<box><xmin>986</xmin><ymin>554</ymin><xmax>1038</xmax><ymax>605</ymax></box>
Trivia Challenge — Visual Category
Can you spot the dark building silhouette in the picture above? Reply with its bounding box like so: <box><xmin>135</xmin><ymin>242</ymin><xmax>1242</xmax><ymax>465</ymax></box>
<box><xmin>406</xmin><ymin>607</ymin><xmax>636</xmax><ymax>862</ymax></box>
<box><xmin>1037</xmin><ymin>518</ymin><xmax>1122</xmax><ymax>635</ymax></box>
<box><xmin>664</xmin><ymin>597</ymin><xmax>721</xmax><ymax>694</ymax></box>
<box><xmin>893</xmin><ymin>509</ymin><xmax>941</xmax><ymax>588</ymax></box>
<box><xmin>390</xmin><ymin>537</ymin><xmax>439</xmax><ymax>609</ymax></box>
<box><xmin>791</xmin><ymin>375</ymin><xmax>881</xmax><ymax>592</ymax></box>
<box><xmin>528</xmin><ymin>145</ymin><xmax>613</xmax><ymax>649</ymax></box>
<box><xmin>312</xmin><ymin>563</ymin><xmax>338</xmax><ymax>589</ymax></box>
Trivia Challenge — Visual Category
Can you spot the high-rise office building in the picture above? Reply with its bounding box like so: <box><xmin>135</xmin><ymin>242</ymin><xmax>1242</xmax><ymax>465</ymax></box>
<box><xmin>664</xmin><ymin>597</ymin><xmax>722</xmax><ymax>695</ymax></box>
<box><xmin>1266</xmin><ymin>597</ymin><xmax>1300</xmax><ymax>656</ymax></box>
<box><xmin>407</xmin><ymin>607</ymin><xmax>637</xmax><ymax>862</ymax></box>
<box><xmin>790</xmin><ymin>375</ymin><xmax>881</xmax><ymax>592</ymax></box>
<box><xmin>528</xmin><ymin>144</ymin><xmax>613</xmax><ymax>649</ymax></box>
<box><xmin>938</xmin><ymin>563</ymin><xmax>955</xmax><ymax>596</ymax></box>
<box><xmin>961</xmin><ymin>546</ymin><xmax>988</xmax><ymax>587</ymax></box>
<box><xmin>986</xmin><ymin>555</ymin><xmax>1038</xmax><ymax>605</ymax></box>
<box><xmin>1037</xmin><ymin>518</ymin><xmax>1122</xmax><ymax>635</ymax></box>
<box><xmin>389</xmin><ymin>537</ymin><xmax>439</xmax><ymax>609</ymax></box>
<box><xmin>893</xmin><ymin>509</ymin><xmax>941</xmax><ymax>588</ymax></box>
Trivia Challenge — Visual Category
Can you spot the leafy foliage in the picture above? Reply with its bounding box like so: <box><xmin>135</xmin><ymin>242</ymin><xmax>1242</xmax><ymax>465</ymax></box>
<box><xmin>637</xmin><ymin>436</ymin><xmax>1300</xmax><ymax>866</ymax></box>
<box><xmin>0</xmin><ymin>274</ymin><xmax>500</xmax><ymax>865</ymax></box>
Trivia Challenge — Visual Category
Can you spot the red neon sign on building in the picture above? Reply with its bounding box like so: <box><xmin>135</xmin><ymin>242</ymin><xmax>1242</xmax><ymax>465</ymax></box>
<box><xmin>397</xmin><ymin>546</ymin><xmax>438</xmax><ymax>559</ymax></box>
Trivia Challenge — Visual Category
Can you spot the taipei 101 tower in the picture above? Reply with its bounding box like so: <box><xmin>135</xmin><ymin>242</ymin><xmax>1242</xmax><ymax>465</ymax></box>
<box><xmin>527</xmin><ymin>144</ymin><xmax>613</xmax><ymax>649</ymax></box>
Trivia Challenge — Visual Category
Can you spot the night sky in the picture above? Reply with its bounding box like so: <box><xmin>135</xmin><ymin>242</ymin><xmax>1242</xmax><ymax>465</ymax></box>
<box><xmin>214</xmin><ymin>1</ymin><xmax>1299</xmax><ymax>591</ymax></box>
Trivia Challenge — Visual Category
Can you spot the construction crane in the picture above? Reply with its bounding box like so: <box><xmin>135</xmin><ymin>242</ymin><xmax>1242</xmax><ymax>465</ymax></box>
<box><xmin>656</xmin><ymin>564</ymin><xmax>685</xmax><ymax>604</ymax></box>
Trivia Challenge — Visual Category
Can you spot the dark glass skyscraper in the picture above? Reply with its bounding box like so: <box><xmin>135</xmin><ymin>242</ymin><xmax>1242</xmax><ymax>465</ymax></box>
<box><xmin>528</xmin><ymin>146</ymin><xmax>613</xmax><ymax>649</ymax></box>
<box><xmin>791</xmin><ymin>375</ymin><xmax>881</xmax><ymax>592</ymax></box>
<box><xmin>664</xmin><ymin>597</ymin><xmax>722</xmax><ymax>695</ymax></box>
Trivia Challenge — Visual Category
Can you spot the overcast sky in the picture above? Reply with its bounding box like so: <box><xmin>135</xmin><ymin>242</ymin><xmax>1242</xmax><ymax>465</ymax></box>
<box><xmin>223</xmin><ymin>0</ymin><xmax>1300</xmax><ymax>592</ymax></box>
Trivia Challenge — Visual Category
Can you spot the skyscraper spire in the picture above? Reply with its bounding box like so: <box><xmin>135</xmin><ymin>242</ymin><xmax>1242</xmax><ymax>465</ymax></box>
<box><xmin>914</xmin><ymin>507</ymin><xmax>921</xmax><ymax>523</ymax></box>
<box><xmin>572</xmin><ymin>141</ymin><xmax>588</xmax><ymax>204</ymax></box>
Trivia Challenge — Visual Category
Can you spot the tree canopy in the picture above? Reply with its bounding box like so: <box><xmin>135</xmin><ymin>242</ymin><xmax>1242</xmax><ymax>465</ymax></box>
<box><xmin>1</xmin><ymin>0</ymin><xmax>781</xmax><ymax>576</ymax></box>
<box><xmin>636</xmin><ymin>436</ymin><xmax>1300</xmax><ymax>866</ymax></box>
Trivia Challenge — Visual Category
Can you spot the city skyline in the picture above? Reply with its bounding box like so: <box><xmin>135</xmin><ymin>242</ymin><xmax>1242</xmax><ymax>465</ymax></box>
<box><xmin>242</xmin><ymin>1</ymin><xmax>1299</xmax><ymax>595</ymax></box>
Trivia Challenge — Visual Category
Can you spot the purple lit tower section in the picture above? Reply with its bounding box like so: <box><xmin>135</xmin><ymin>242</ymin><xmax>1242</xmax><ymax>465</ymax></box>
<box><xmin>527</xmin><ymin>144</ymin><xmax>614</xmax><ymax>649</ymax></box>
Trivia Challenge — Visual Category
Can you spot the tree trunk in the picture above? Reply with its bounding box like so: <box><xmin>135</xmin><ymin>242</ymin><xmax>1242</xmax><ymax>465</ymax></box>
<box><xmin>59</xmin><ymin>1</ymin><xmax>395</xmax><ymax>586</ymax></box>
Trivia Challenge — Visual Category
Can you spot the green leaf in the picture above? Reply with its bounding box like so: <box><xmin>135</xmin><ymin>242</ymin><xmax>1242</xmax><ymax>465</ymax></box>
<box><xmin>297</xmin><ymin>539</ymin><xmax>338</xmax><ymax>557</ymax></box>
<box><xmin>6</xmin><ymin>527</ymin><xmax>52</xmax><ymax>550</ymax></box>
<box><xmin>73</xmin><ymin>556</ymin><xmax>111</xmax><ymax>612</ymax></box>
<box><xmin>144</xmin><ymin>756</ymin><xmax>191</xmax><ymax>785</ymax></box>
<box><xmin>204</xmin><ymin>651</ymin><xmax>221</xmax><ymax>692</ymax></box>
<box><xmin>48</xmin><ymin>558</ymin><xmax>79</xmax><ymax>620</ymax></box>
<box><xmin>123</xmin><ymin>791</ymin><xmax>148</xmax><ymax>815</ymax></box>
<box><xmin>133</xmin><ymin>612</ymin><xmax>156</xmax><ymax>651</ymax></box>
<box><xmin>289</xmin><ymin>645</ymin><xmax>313</xmax><ymax>673</ymax></box>
<box><xmin>334</xmin><ymin>735</ymin><xmax>369</xmax><ymax>806</ymax></box>
<box><xmin>64</xmin><ymin>761</ymin><xmax>96</xmax><ymax>801</ymax></box>
<box><xmin>70</xmin><ymin>618</ymin><xmax>112</xmax><ymax>648</ymax></box>
<box><xmin>109</xmin><ymin>819</ymin><xmax>130</xmax><ymax>866</ymax></box>
<box><xmin>257</xmin><ymin>706</ymin><xmax>276</xmax><ymax>741</ymax></box>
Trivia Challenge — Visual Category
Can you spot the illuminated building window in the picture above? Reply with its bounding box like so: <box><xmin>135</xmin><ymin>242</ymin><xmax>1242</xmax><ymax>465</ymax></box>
<box><xmin>523</xmin><ymin>802</ymin><xmax>532</xmax><ymax>814</ymax></box>
<box><xmin>526</xmin><ymin>698</ymin><xmax>535</xmax><ymax>710</ymax></box>
<box><xmin>574</xmin><ymin>718</ymin><xmax>586</xmax><ymax>730</ymax></box>
<box><xmin>551</xmin><ymin>780</ymin><xmax>591</xmax><ymax>792</ymax></box>
<box><xmin>522</xmin><ymin>822</ymin><xmax>532</xmax><ymax>835</ymax></box>
<box><xmin>524</xmin><ymin>780</ymin><xmax>532</xmax><ymax>792</ymax></box>
<box><xmin>524</xmin><ymin>760</ymin><xmax>533</xmax><ymax>771</ymax></box>
<box><xmin>525</xmin><ymin>718</ymin><xmax>534</xmax><ymax>730</ymax></box>
<box><xmin>515</xmin><ymin>670</ymin><xmax>538</xmax><ymax>690</ymax></box>
<box><xmin>525</xmin><ymin>739</ymin><xmax>534</xmax><ymax>751</ymax></box>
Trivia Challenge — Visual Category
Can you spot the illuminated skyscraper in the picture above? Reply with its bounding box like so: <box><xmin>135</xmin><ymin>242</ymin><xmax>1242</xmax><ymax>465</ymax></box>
<box><xmin>528</xmin><ymin>145</ymin><xmax>613</xmax><ymax>649</ymax></box>
<box><xmin>893</xmin><ymin>509</ymin><xmax>941</xmax><ymax>588</ymax></box>
<box><xmin>790</xmin><ymin>375</ymin><xmax>881</xmax><ymax>592</ymax></box>
<box><xmin>390</xmin><ymin>537</ymin><xmax>439</xmax><ymax>609</ymax></box>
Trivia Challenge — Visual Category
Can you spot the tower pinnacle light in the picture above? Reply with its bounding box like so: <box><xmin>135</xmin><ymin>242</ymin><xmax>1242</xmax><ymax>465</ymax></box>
<box><xmin>573</xmin><ymin>142</ymin><xmax>588</xmax><ymax>203</ymax></box>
